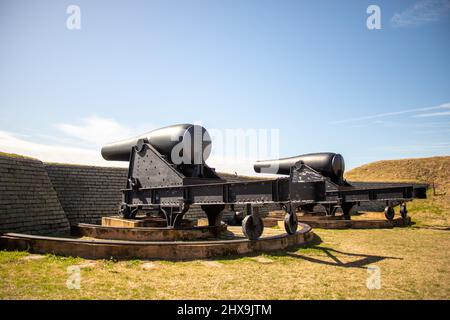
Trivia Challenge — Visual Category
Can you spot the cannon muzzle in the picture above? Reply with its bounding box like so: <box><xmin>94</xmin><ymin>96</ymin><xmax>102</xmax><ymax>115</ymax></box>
<box><xmin>101</xmin><ymin>124</ymin><xmax>212</xmax><ymax>164</ymax></box>
<box><xmin>254</xmin><ymin>152</ymin><xmax>345</xmax><ymax>184</ymax></box>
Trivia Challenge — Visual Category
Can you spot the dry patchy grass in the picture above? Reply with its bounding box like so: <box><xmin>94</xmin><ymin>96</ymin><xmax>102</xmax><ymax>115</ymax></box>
<box><xmin>0</xmin><ymin>151</ymin><xmax>36</xmax><ymax>160</ymax></box>
<box><xmin>1</xmin><ymin>225</ymin><xmax>448</xmax><ymax>300</ymax></box>
<box><xmin>1</xmin><ymin>155</ymin><xmax>449</xmax><ymax>300</ymax></box>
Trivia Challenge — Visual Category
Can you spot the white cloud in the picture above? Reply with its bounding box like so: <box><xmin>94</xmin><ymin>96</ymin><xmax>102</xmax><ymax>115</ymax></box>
<box><xmin>413</xmin><ymin>110</ymin><xmax>450</xmax><ymax>117</ymax></box>
<box><xmin>391</xmin><ymin>0</ymin><xmax>450</xmax><ymax>28</ymax></box>
<box><xmin>332</xmin><ymin>102</ymin><xmax>450</xmax><ymax>124</ymax></box>
<box><xmin>0</xmin><ymin>114</ymin><xmax>143</xmax><ymax>167</ymax></box>
<box><xmin>0</xmin><ymin>130</ymin><xmax>126</xmax><ymax>167</ymax></box>
<box><xmin>0</xmin><ymin>128</ymin><xmax>270</xmax><ymax>176</ymax></box>
<box><xmin>2</xmin><ymin>113</ymin><xmax>448</xmax><ymax>175</ymax></box>
<box><xmin>55</xmin><ymin>114</ymin><xmax>133</xmax><ymax>147</ymax></box>
<box><xmin>0</xmin><ymin>116</ymin><xmax>271</xmax><ymax>176</ymax></box>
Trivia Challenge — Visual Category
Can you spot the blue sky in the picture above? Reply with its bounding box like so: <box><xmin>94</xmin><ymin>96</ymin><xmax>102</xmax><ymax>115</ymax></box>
<box><xmin>0</xmin><ymin>0</ymin><xmax>449</xmax><ymax>174</ymax></box>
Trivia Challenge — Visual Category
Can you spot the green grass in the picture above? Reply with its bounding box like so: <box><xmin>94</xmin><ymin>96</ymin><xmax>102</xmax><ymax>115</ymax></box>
<box><xmin>405</xmin><ymin>191</ymin><xmax>449</xmax><ymax>228</ymax></box>
<box><xmin>0</xmin><ymin>251</ymin><xmax>29</xmax><ymax>263</ymax></box>
<box><xmin>0</xmin><ymin>151</ymin><xmax>36</xmax><ymax>160</ymax></box>
<box><xmin>1</xmin><ymin>219</ymin><xmax>448</xmax><ymax>299</ymax></box>
<box><xmin>1</xmin><ymin>193</ymin><xmax>449</xmax><ymax>300</ymax></box>
<box><xmin>1</xmin><ymin>153</ymin><xmax>448</xmax><ymax>299</ymax></box>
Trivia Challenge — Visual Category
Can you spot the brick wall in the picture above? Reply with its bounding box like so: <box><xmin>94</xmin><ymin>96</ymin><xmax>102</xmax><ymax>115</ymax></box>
<box><xmin>0</xmin><ymin>154</ymin><xmax>70</xmax><ymax>235</ymax></box>
<box><xmin>45</xmin><ymin>164</ymin><xmax>128</xmax><ymax>225</ymax></box>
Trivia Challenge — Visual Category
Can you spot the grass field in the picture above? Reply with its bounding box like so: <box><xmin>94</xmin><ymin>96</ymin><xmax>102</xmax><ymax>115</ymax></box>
<box><xmin>0</xmin><ymin>224</ymin><xmax>448</xmax><ymax>299</ymax></box>
<box><xmin>0</xmin><ymin>156</ymin><xmax>449</xmax><ymax>300</ymax></box>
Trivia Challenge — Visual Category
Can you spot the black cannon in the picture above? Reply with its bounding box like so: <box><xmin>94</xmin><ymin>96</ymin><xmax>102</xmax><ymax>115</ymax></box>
<box><xmin>102</xmin><ymin>124</ymin><xmax>212</xmax><ymax>165</ymax></box>
<box><xmin>255</xmin><ymin>152</ymin><xmax>427</xmax><ymax>218</ymax></box>
<box><xmin>254</xmin><ymin>152</ymin><xmax>345</xmax><ymax>185</ymax></box>
<box><xmin>102</xmin><ymin>124</ymin><xmax>427</xmax><ymax>240</ymax></box>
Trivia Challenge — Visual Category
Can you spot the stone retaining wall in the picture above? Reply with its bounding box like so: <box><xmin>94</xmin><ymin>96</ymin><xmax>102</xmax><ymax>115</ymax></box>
<box><xmin>45</xmin><ymin>164</ymin><xmax>128</xmax><ymax>225</ymax></box>
<box><xmin>0</xmin><ymin>155</ymin><xmax>70</xmax><ymax>235</ymax></box>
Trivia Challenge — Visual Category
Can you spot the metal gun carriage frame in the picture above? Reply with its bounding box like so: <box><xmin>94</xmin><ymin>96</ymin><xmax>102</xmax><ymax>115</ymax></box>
<box><xmin>117</xmin><ymin>137</ymin><xmax>426</xmax><ymax>240</ymax></box>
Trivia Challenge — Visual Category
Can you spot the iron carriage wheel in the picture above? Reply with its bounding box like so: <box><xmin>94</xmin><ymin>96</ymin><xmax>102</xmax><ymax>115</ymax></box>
<box><xmin>242</xmin><ymin>214</ymin><xmax>264</xmax><ymax>240</ymax></box>
<box><xmin>384</xmin><ymin>206</ymin><xmax>395</xmax><ymax>221</ymax></box>
<box><xmin>283</xmin><ymin>203</ymin><xmax>299</xmax><ymax>235</ymax></box>
<box><xmin>400</xmin><ymin>203</ymin><xmax>408</xmax><ymax>219</ymax></box>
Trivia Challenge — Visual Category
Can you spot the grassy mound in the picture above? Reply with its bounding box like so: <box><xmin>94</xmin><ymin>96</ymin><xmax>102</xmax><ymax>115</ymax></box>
<box><xmin>346</xmin><ymin>156</ymin><xmax>450</xmax><ymax>228</ymax></box>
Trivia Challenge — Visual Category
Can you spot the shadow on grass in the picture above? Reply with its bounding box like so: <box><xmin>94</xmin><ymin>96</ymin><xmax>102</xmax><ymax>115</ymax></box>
<box><xmin>411</xmin><ymin>224</ymin><xmax>450</xmax><ymax>231</ymax></box>
<box><xmin>199</xmin><ymin>233</ymin><xmax>401</xmax><ymax>269</ymax></box>
<box><xmin>274</xmin><ymin>233</ymin><xmax>403</xmax><ymax>269</ymax></box>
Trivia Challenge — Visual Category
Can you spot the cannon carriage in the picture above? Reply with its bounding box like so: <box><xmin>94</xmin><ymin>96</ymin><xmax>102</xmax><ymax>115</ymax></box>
<box><xmin>102</xmin><ymin>124</ymin><xmax>427</xmax><ymax>240</ymax></box>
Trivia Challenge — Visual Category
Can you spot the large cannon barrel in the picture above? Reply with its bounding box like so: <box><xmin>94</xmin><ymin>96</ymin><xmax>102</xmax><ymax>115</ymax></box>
<box><xmin>101</xmin><ymin>124</ymin><xmax>212</xmax><ymax>163</ymax></box>
<box><xmin>254</xmin><ymin>152</ymin><xmax>345</xmax><ymax>184</ymax></box>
